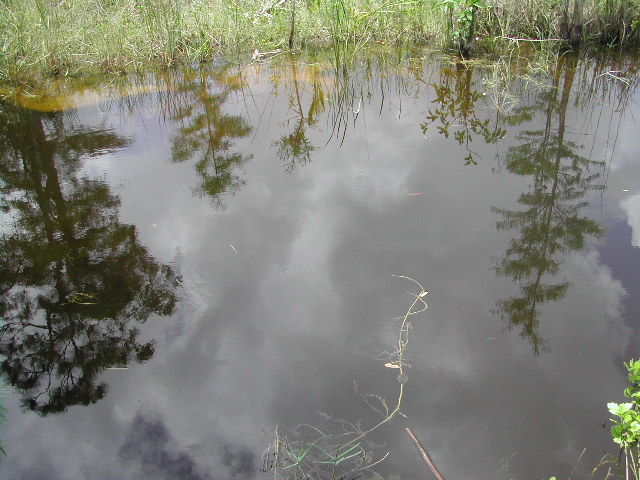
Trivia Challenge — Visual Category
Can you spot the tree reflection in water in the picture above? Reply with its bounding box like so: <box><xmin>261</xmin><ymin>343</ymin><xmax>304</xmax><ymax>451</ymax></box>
<box><xmin>0</xmin><ymin>104</ymin><xmax>181</xmax><ymax>415</ymax></box>
<box><xmin>166</xmin><ymin>66</ymin><xmax>253</xmax><ymax>209</ymax></box>
<box><xmin>273</xmin><ymin>61</ymin><xmax>321</xmax><ymax>173</ymax></box>
<box><xmin>271</xmin><ymin>51</ymin><xmax>426</xmax><ymax>173</ymax></box>
<box><xmin>492</xmin><ymin>55</ymin><xmax>605</xmax><ymax>354</ymax></box>
<box><xmin>421</xmin><ymin>62</ymin><xmax>506</xmax><ymax>165</ymax></box>
<box><xmin>420</xmin><ymin>54</ymin><xmax>636</xmax><ymax>354</ymax></box>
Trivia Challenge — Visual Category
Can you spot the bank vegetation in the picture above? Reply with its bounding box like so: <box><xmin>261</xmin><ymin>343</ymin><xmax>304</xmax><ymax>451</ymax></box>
<box><xmin>0</xmin><ymin>0</ymin><xmax>638</xmax><ymax>82</ymax></box>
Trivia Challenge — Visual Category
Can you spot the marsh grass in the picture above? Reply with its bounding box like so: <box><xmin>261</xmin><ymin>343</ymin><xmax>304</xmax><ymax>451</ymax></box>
<box><xmin>0</xmin><ymin>0</ymin><xmax>638</xmax><ymax>83</ymax></box>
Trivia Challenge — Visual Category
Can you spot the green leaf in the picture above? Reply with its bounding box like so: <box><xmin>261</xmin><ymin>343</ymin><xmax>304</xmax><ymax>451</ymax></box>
<box><xmin>608</xmin><ymin>402</ymin><xmax>633</xmax><ymax>416</ymax></box>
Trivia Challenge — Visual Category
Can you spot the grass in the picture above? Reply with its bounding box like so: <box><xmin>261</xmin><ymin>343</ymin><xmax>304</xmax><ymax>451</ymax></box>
<box><xmin>0</xmin><ymin>0</ymin><xmax>638</xmax><ymax>84</ymax></box>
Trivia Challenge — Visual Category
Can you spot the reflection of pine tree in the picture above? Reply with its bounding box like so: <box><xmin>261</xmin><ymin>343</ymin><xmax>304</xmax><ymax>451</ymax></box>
<box><xmin>169</xmin><ymin>68</ymin><xmax>252</xmax><ymax>208</ymax></box>
<box><xmin>0</xmin><ymin>105</ymin><xmax>180</xmax><ymax>415</ymax></box>
<box><xmin>273</xmin><ymin>62</ymin><xmax>322</xmax><ymax>173</ymax></box>
<box><xmin>493</xmin><ymin>56</ymin><xmax>603</xmax><ymax>355</ymax></box>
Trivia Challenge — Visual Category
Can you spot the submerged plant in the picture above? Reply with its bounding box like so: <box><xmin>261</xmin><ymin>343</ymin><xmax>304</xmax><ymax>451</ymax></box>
<box><xmin>262</xmin><ymin>276</ymin><xmax>428</xmax><ymax>480</ymax></box>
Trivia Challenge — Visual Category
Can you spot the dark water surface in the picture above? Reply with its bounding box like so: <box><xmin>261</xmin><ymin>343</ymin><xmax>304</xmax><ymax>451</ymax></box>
<box><xmin>1</xmin><ymin>49</ymin><xmax>640</xmax><ymax>480</ymax></box>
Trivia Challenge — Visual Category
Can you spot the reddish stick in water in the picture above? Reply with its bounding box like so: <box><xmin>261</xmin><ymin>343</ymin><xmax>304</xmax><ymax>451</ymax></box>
<box><xmin>405</xmin><ymin>427</ymin><xmax>446</xmax><ymax>480</ymax></box>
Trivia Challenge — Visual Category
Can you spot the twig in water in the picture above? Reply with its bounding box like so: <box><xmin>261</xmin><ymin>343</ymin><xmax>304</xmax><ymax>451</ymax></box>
<box><xmin>405</xmin><ymin>427</ymin><xmax>446</xmax><ymax>480</ymax></box>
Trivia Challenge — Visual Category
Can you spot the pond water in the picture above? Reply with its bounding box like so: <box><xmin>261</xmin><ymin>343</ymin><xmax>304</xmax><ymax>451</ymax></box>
<box><xmin>1</xmin><ymin>48</ymin><xmax>640</xmax><ymax>480</ymax></box>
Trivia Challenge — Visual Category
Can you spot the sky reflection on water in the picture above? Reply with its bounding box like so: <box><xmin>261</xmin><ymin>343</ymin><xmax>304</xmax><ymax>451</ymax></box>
<box><xmin>1</xmin><ymin>49</ymin><xmax>639</xmax><ymax>480</ymax></box>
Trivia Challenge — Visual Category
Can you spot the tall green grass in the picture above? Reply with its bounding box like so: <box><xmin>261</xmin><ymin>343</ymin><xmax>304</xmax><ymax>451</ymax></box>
<box><xmin>0</xmin><ymin>0</ymin><xmax>638</xmax><ymax>82</ymax></box>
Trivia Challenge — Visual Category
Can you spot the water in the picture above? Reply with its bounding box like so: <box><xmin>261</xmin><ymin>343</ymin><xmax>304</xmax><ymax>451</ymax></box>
<box><xmin>1</xmin><ymin>48</ymin><xmax>639</xmax><ymax>480</ymax></box>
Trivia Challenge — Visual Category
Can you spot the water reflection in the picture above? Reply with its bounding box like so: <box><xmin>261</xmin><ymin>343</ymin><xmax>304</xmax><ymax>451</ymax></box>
<box><xmin>415</xmin><ymin>53</ymin><xmax>638</xmax><ymax>355</ymax></box>
<box><xmin>270</xmin><ymin>51</ymin><xmax>427</xmax><ymax>171</ymax></box>
<box><xmin>421</xmin><ymin>63</ymin><xmax>506</xmax><ymax>165</ymax></box>
<box><xmin>493</xmin><ymin>55</ymin><xmax>610</xmax><ymax>354</ymax></box>
<box><xmin>0</xmin><ymin>104</ymin><xmax>181</xmax><ymax>415</ymax></box>
<box><xmin>119</xmin><ymin>413</ymin><xmax>256</xmax><ymax>480</ymax></box>
<box><xmin>167</xmin><ymin>67</ymin><xmax>253</xmax><ymax>208</ymax></box>
<box><xmin>273</xmin><ymin>61</ymin><xmax>322</xmax><ymax>173</ymax></box>
<box><xmin>0</xmin><ymin>49</ymin><xmax>639</xmax><ymax>480</ymax></box>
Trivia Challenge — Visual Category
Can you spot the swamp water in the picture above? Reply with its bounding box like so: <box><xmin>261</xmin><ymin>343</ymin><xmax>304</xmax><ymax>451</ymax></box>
<box><xmin>1</xmin><ymin>49</ymin><xmax>639</xmax><ymax>480</ymax></box>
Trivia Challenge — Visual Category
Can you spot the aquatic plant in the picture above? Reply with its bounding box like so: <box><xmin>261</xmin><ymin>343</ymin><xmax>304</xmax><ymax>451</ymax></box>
<box><xmin>261</xmin><ymin>276</ymin><xmax>428</xmax><ymax>480</ymax></box>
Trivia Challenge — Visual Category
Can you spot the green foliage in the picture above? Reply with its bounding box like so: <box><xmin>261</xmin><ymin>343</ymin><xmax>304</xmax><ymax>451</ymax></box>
<box><xmin>609</xmin><ymin>360</ymin><xmax>640</xmax><ymax>447</ymax></box>
<box><xmin>609</xmin><ymin>402</ymin><xmax>640</xmax><ymax>447</ymax></box>
<box><xmin>439</xmin><ymin>0</ymin><xmax>486</xmax><ymax>51</ymax></box>
<box><xmin>608</xmin><ymin>359</ymin><xmax>640</xmax><ymax>479</ymax></box>
<box><xmin>596</xmin><ymin>0</ymin><xmax>640</xmax><ymax>45</ymax></box>
<box><xmin>0</xmin><ymin>0</ymin><xmax>639</xmax><ymax>82</ymax></box>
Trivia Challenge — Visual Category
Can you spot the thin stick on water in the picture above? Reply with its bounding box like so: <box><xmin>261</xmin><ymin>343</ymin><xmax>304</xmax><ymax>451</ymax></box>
<box><xmin>406</xmin><ymin>427</ymin><xmax>446</xmax><ymax>480</ymax></box>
